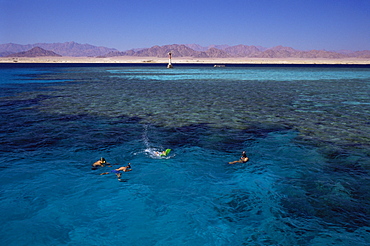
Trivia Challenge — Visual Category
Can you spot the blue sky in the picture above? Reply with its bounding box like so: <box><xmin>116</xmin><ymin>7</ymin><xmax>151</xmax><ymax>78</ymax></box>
<box><xmin>1</xmin><ymin>0</ymin><xmax>369</xmax><ymax>51</ymax></box>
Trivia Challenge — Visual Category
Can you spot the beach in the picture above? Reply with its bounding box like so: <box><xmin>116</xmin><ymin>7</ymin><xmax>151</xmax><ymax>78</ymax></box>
<box><xmin>1</xmin><ymin>56</ymin><xmax>369</xmax><ymax>64</ymax></box>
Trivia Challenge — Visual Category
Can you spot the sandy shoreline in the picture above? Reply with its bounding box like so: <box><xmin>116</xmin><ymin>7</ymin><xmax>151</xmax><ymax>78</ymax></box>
<box><xmin>0</xmin><ymin>56</ymin><xmax>369</xmax><ymax>65</ymax></box>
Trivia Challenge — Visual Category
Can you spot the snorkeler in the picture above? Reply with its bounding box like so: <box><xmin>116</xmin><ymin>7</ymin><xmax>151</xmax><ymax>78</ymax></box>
<box><xmin>100</xmin><ymin>163</ymin><xmax>132</xmax><ymax>179</ymax></box>
<box><xmin>154</xmin><ymin>149</ymin><xmax>171</xmax><ymax>157</ymax></box>
<box><xmin>91</xmin><ymin>157</ymin><xmax>111</xmax><ymax>170</ymax></box>
<box><xmin>228</xmin><ymin>151</ymin><xmax>249</xmax><ymax>164</ymax></box>
<box><xmin>154</xmin><ymin>151</ymin><xmax>166</xmax><ymax>156</ymax></box>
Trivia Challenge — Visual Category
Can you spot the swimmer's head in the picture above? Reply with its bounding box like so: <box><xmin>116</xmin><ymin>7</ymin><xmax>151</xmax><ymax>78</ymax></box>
<box><xmin>100</xmin><ymin>157</ymin><xmax>106</xmax><ymax>163</ymax></box>
<box><xmin>242</xmin><ymin>151</ymin><xmax>247</xmax><ymax>157</ymax></box>
<box><xmin>127</xmin><ymin>163</ymin><xmax>131</xmax><ymax>168</ymax></box>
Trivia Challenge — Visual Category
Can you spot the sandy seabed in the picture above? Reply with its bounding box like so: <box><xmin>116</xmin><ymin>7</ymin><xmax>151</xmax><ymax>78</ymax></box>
<box><xmin>0</xmin><ymin>56</ymin><xmax>369</xmax><ymax>64</ymax></box>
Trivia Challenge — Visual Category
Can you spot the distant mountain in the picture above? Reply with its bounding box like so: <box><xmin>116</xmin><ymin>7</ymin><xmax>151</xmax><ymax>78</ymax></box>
<box><xmin>0</xmin><ymin>41</ymin><xmax>117</xmax><ymax>57</ymax></box>
<box><xmin>0</xmin><ymin>51</ymin><xmax>14</xmax><ymax>57</ymax></box>
<box><xmin>199</xmin><ymin>48</ymin><xmax>231</xmax><ymax>58</ymax></box>
<box><xmin>0</xmin><ymin>43</ymin><xmax>35</xmax><ymax>55</ymax></box>
<box><xmin>6</xmin><ymin>47</ymin><xmax>61</xmax><ymax>57</ymax></box>
<box><xmin>103</xmin><ymin>44</ymin><xmax>232</xmax><ymax>58</ymax></box>
<box><xmin>187</xmin><ymin>47</ymin><xmax>231</xmax><ymax>58</ymax></box>
<box><xmin>102</xmin><ymin>44</ymin><xmax>366</xmax><ymax>59</ymax></box>
<box><xmin>185</xmin><ymin>44</ymin><xmax>233</xmax><ymax>52</ymax></box>
<box><xmin>224</xmin><ymin>45</ymin><xmax>262</xmax><ymax>57</ymax></box>
<box><xmin>185</xmin><ymin>44</ymin><xmax>208</xmax><ymax>52</ymax></box>
<box><xmin>1</xmin><ymin>42</ymin><xmax>369</xmax><ymax>59</ymax></box>
<box><xmin>104</xmin><ymin>44</ymin><xmax>200</xmax><ymax>58</ymax></box>
<box><xmin>135</xmin><ymin>44</ymin><xmax>197</xmax><ymax>57</ymax></box>
<box><xmin>208</xmin><ymin>44</ymin><xmax>231</xmax><ymax>50</ymax></box>
<box><xmin>337</xmin><ymin>49</ymin><xmax>356</xmax><ymax>55</ymax></box>
<box><xmin>351</xmin><ymin>50</ymin><xmax>370</xmax><ymax>58</ymax></box>
<box><xmin>334</xmin><ymin>50</ymin><xmax>370</xmax><ymax>58</ymax></box>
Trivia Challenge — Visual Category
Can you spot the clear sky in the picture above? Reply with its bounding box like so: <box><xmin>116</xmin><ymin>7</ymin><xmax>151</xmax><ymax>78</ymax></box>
<box><xmin>1</xmin><ymin>0</ymin><xmax>369</xmax><ymax>51</ymax></box>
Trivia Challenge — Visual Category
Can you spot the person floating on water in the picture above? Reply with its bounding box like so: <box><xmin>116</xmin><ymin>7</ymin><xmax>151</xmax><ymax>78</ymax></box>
<box><xmin>154</xmin><ymin>149</ymin><xmax>171</xmax><ymax>157</ymax></box>
<box><xmin>154</xmin><ymin>151</ymin><xmax>166</xmax><ymax>156</ymax></box>
<box><xmin>100</xmin><ymin>163</ymin><xmax>132</xmax><ymax>179</ymax></box>
<box><xmin>228</xmin><ymin>151</ymin><xmax>249</xmax><ymax>164</ymax></box>
<box><xmin>91</xmin><ymin>157</ymin><xmax>111</xmax><ymax>170</ymax></box>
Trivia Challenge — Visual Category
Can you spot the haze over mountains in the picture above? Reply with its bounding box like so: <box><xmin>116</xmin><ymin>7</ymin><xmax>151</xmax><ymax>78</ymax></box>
<box><xmin>1</xmin><ymin>41</ymin><xmax>369</xmax><ymax>59</ymax></box>
<box><xmin>0</xmin><ymin>42</ymin><xmax>118</xmax><ymax>57</ymax></box>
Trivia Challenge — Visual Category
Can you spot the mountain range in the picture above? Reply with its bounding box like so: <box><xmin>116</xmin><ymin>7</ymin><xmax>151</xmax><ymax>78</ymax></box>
<box><xmin>6</xmin><ymin>47</ymin><xmax>62</xmax><ymax>57</ymax></box>
<box><xmin>0</xmin><ymin>41</ymin><xmax>117</xmax><ymax>57</ymax></box>
<box><xmin>1</xmin><ymin>42</ymin><xmax>370</xmax><ymax>59</ymax></box>
<box><xmin>105</xmin><ymin>44</ymin><xmax>370</xmax><ymax>59</ymax></box>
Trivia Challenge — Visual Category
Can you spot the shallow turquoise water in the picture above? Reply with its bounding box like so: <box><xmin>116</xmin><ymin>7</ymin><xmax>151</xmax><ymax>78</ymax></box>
<box><xmin>0</xmin><ymin>64</ymin><xmax>369</xmax><ymax>245</ymax></box>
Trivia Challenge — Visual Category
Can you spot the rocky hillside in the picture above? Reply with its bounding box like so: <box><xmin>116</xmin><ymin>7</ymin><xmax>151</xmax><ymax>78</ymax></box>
<box><xmin>1</xmin><ymin>42</ymin><xmax>369</xmax><ymax>58</ymax></box>
<box><xmin>0</xmin><ymin>41</ymin><xmax>117</xmax><ymax>57</ymax></box>
<box><xmin>6</xmin><ymin>47</ymin><xmax>61</xmax><ymax>57</ymax></box>
<box><xmin>102</xmin><ymin>44</ymin><xmax>370</xmax><ymax>59</ymax></box>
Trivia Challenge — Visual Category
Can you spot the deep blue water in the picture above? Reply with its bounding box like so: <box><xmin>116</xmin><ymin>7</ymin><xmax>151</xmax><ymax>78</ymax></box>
<box><xmin>0</xmin><ymin>63</ymin><xmax>369</xmax><ymax>245</ymax></box>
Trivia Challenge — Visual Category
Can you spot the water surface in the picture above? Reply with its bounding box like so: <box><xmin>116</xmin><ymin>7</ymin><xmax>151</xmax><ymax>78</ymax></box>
<box><xmin>0</xmin><ymin>64</ymin><xmax>369</xmax><ymax>245</ymax></box>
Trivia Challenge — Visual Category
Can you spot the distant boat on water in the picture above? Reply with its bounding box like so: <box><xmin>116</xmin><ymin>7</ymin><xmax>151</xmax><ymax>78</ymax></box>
<box><xmin>214</xmin><ymin>65</ymin><xmax>226</xmax><ymax>67</ymax></box>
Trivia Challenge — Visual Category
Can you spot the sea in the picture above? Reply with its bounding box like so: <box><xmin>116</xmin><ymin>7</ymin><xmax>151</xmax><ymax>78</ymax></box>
<box><xmin>0</xmin><ymin>63</ymin><xmax>369</xmax><ymax>246</ymax></box>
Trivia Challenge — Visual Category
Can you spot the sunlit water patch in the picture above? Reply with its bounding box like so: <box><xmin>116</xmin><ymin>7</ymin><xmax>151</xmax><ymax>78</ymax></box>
<box><xmin>0</xmin><ymin>64</ymin><xmax>369</xmax><ymax>245</ymax></box>
<box><xmin>108</xmin><ymin>66</ymin><xmax>370</xmax><ymax>81</ymax></box>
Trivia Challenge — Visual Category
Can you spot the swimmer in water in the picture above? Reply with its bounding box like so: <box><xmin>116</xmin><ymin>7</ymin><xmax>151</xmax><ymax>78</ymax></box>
<box><xmin>100</xmin><ymin>163</ymin><xmax>132</xmax><ymax>179</ymax></box>
<box><xmin>91</xmin><ymin>157</ymin><xmax>111</xmax><ymax>170</ymax></box>
<box><xmin>154</xmin><ymin>151</ymin><xmax>166</xmax><ymax>156</ymax></box>
<box><xmin>228</xmin><ymin>151</ymin><xmax>249</xmax><ymax>164</ymax></box>
<box><xmin>154</xmin><ymin>149</ymin><xmax>171</xmax><ymax>157</ymax></box>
